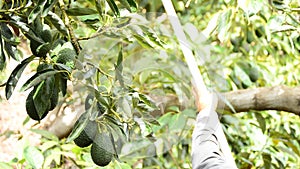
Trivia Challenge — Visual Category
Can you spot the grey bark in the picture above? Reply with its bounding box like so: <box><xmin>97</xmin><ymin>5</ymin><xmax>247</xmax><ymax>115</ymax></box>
<box><xmin>218</xmin><ymin>85</ymin><xmax>300</xmax><ymax>116</ymax></box>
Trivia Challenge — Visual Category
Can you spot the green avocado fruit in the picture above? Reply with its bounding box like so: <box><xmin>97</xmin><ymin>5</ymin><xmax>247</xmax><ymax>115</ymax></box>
<box><xmin>57</xmin><ymin>48</ymin><xmax>76</xmax><ymax>68</ymax></box>
<box><xmin>90</xmin><ymin>133</ymin><xmax>114</xmax><ymax>167</ymax></box>
<box><xmin>74</xmin><ymin>116</ymin><xmax>98</xmax><ymax>148</ymax></box>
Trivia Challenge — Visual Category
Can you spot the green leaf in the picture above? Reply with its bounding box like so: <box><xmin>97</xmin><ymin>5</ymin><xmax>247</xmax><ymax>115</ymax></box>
<box><xmin>5</xmin><ymin>55</ymin><xmax>35</xmax><ymax>99</ymax></box>
<box><xmin>120</xmin><ymin>139</ymin><xmax>155</xmax><ymax>159</ymax></box>
<box><xmin>22</xmin><ymin>116</ymin><xmax>30</xmax><ymax>126</ymax></box>
<box><xmin>106</xmin><ymin>0</ymin><xmax>120</xmax><ymax>17</ymax></box>
<box><xmin>0</xmin><ymin>32</ymin><xmax>6</xmax><ymax>70</ymax></box>
<box><xmin>46</xmin><ymin>12</ymin><xmax>68</xmax><ymax>36</ymax></box>
<box><xmin>43</xmin><ymin>147</ymin><xmax>61</xmax><ymax>167</ymax></box>
<box><xmin>115</xmin><ymin>47</ymin><xmax>124</xmax><ymax>87</ymax></box>
<box><xmin>118</xmin><ymin>0</ymin><xmax>130</xmax><ymax>11</ymax></box>
<box><xmin>0</xmin><ymin>162</ymin><xmax>13</xmax><ymax>169</ymax></box>
<box><xmin>9</xmin><ymin>16</ymin><xmax>44</xmax><ymax>43</ymax></box>
<box><xmin>262</xmin><ymin>153</ymin><xmax>272</xmax><ymax>169</ymax></box>
<box><xmin>133</xmin><ymin>34</ymin><xmax>153</xmax><ymax>48</ymax></box>
<box><xmin>66</xmin><ymin>112</ymin><xmax>89</xmax><ymax>143</ymax></box>
<box><xmin>126</xmin><ymin>0</ymin><xmax>137</xmax><ymax>12</ymax></box>
<box><xmin>274</xmin><ymin>157</ymin><xmax>285</xmax><ymax>169</ymax></box>
<box><xmin>144</xmin><ymin>116</ymin><xmax>160</xmax><ymax>126</ymax></box>
<box><xmin>21</xmin><ymin>69</ymin><xmax>60</xmax><ymax>91</ymax></box>
<box><xmin>217</xmin><ymin>9</ymin><xmax>232</xmax><ymax>42</ymax></box>
<box><xmin>255</xmin><ymin>112</ymin><xmax>266</xmax><ymax>133</ymax></box>
<box><xmin>270</xmin><ymin>24</ymin><xmax>296</xmax><ymax>33</ymax></box>
<box><xmin>1</xmin><ymin>23</ymin><xmax>19</xmax><ymax>61</ymax></box>
<box><xmin>28</xmin><ymin>0</ymin><xmax>47</xmax><ymax>23</ymax></box>
<box><xmin>33</xmin><ymin>76</ymin><xmax>55</xmax><ymax>118</ymax></box>
<box><xmin>145</xmin><ymin>31</ymin><xmax>165</xmax><ymax>48</ymax></box>
<box><xmin>23</xmin><ymin>146</ymin><xmax>44</xmax><ymax>169</ymax></box>
<box><xmin>1</xmin><ymin>23</ymin><xmax>14</xmax><ymax>43</ymax></box>
<box><xmin>30</xmin><ymin>129</ymin><xmax>59</xmax><ymax>141</ymax></box>
<box><xmin>169</xmin><ymin>113</ymin><xmax>186</xmax><ymax>131</ymax></box>
<box><xmin>285</xmin><ymin>141</ymin><xmax>300</xmax><ymax>156</ymax></box>
<box><xmin>66</xmin><ymin>8</ymin><xmax>98</xmax><ymax>16</ymax></box>
<box><xmin>4</xmin><ymin>42</ymin><xmax>19</xmax><ymax>61</ymax></box>
<box><xmin>42</xmin><ymin>0</ymin><xmax>57</xmax><ymax>17</ymax></box>
<box><xmin>139</xmin><ymin>70</ymin><xmax>151</xmax><ymax>84</ymax></box>
<box><xmin>119</xmin><ymin>97</ymin><xmax>132</xmax><ymax>119</ymax></box>
<box><xmin>54</xmin><ymin>63</ymin><xmax>73</xmax><ymax>74</ymax></box>
<box><xmin>216</xmin><ymin>91</ymin><xmax>236</xmax><ymax>113</ymax></box>
<box><xmin>31</xmin><ymin>17</ymin><xmax>44</xmax><ymax>36</ymax></box>
<box><xmin>55</xmin><ymin>74</ymin><xmax>67</xmax><ymax>96</ymax></box>
<box><xmin>85</xmin><ymin>86</ymin><xmax>109</xmax><ymax>107</ymax></box>
<box><xmin>32</xmin><ymin>82</ymin><xmax>50</xmax><ymax>118</ymax></box>
<box><xmin>95</xmin><ymin>0</ymin><xmax>105</xmax><ymax>18</ymax></box>
<box><xmin>234</xmin><ymin>64</ymin><xmax>252</xmax><ymax>87</ymax></box>
<box><xmin>138</xmin><ymin>93</ymin><xmax>157</xmax><ymax>109</ymax></box>
<box><xmin>114</xmin><ymin>162</ymin><xmax>131</xmax><ymax>169</ymax></box>
<box><xmin>105</xmin><ymin>114</ymin><xmax>126</xmax><ymax>136</ymax></box>
<box><xmin>137</xmin><ymin>25</ymin><xmax>165</xmax><ymax>48</ymax></box>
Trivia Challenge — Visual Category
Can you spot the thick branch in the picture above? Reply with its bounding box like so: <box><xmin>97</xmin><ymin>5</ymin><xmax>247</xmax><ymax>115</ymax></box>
<box><xmin>218</xmin><ymin>85</ymin><xmax>300</xmax><ymax>116</ymax></box>
<box><xmin>43</xmin><ymin>85</ymin><xmax>300</xmax><ymax>138</ymax></box>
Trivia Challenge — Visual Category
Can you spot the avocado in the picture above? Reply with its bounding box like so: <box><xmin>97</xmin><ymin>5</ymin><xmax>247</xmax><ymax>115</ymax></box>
<box><xmin>56</xmin><ymin>48</ymin><xmax>76</xmax><ymax>68</ymax></box>
<box><xmin>90</xmin><ymin>133</ymin><xmax>114</xmax><ymax>167</ymax></box>
<box><xmin>74</xmin><ymin>116</ymin><xmax>98</xmax><ymax>148</ymax></box>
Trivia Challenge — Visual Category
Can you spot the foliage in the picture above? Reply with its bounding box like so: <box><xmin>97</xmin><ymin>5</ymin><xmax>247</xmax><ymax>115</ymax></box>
<box><xmin>0</xmin><ymin>0</ymin><xmax>300</xmax><ymax>168</ymax></box>
<box><xmin>0</xmin><ymin>129</ymin><xmax>103</xmax><ymax>168</ymax></box>
<box><xmin>184</xmin><ymin>0</ymin><xmax>300</xmax><ymax>168</ymax></box>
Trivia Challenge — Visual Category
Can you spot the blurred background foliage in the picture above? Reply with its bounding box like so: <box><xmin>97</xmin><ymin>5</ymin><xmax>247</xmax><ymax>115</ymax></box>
<box><xmin>0</xmin><ymin>0</ymin><xmax>300</xmax><ymax>168</ymax></box>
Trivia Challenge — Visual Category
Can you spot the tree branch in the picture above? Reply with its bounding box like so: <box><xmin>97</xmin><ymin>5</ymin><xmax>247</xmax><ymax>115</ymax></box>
<box><xmin>58</xmin><ymin>0</ymin><xmax>81</xmax><ymax>54</ymax></box>
<box><xmin>43</xmin><ymin>85</ymin><xmax>300</xmax><ymax>138</ymax></box>
<box><xmin>218</xmin><ymin>85</ymin><xmax>300</xmax><ymax>116</ymax></box>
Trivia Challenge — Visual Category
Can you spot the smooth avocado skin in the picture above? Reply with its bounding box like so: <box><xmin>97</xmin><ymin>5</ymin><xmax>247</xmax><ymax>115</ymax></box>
<box><xmin>91</xmin><ymin>140</ymin><xmax>113</xmax><ymax>167</ymax></box>
<box><xmin>74</xmin><ymin>129</ymin><xmax>93</xmax><ymax>148</ymax></box>
<box><xmin>73</xmin><ymin>116</ymin><xmax>98</xmax><ymax>148</ymax></box>
<box><xmin>90</xmin><ymin>133</ymin><xmax>114</xmax><ymax>167</ymax></box>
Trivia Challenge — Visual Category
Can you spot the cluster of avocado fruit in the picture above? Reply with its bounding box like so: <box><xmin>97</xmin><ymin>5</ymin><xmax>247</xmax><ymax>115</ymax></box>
<box><xmin>26</xmin><ymin>18</ymin><xmax>115</xmax><ymax>167</ymax></box>
<box><xmin>73</xmin><ymin>95</ymin><xmax>114</xmax><ymax>167</ymax></box>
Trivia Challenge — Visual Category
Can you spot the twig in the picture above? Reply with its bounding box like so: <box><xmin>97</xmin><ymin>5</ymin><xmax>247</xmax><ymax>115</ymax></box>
<box><xmin>58</xmin><ymin>0</ymin><xmax>81</xmax><ymax>55</ymax></box>
<box><xmin>168</xmin><ymin>148</ymin><xmax>182</xmax><ymax>169</ymax></box>
<box><xmin>0</xmin><ymin>82</ymin><xmax>6</xmax><ymax>87</ymax></box>
<box><xmin>291</xmin><ymin>8</ymin><xmax>300</xmax><ymax>12</ymax></box>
